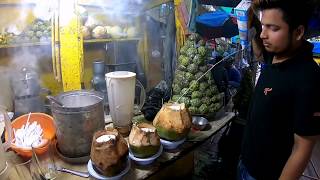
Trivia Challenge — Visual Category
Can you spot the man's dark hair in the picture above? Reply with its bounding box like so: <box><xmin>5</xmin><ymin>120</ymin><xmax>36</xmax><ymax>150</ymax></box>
<box><xmin>253</xmin><ymin>0</ymin><xmax>313</xmax><ymax>32</ymax></box>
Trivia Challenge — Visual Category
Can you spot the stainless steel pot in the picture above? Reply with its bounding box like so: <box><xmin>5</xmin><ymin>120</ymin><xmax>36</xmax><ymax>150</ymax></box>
<box><xmin>50</xmin><ymin>90</ymin><xmax>105</xmax><ymax>157</ymax></box>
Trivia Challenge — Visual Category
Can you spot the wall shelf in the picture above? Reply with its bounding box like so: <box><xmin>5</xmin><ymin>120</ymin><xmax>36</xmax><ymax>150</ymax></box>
<box><xmin>84</xmin><ymin>37</ymin><xmax>141</xmax><ymax>44</ymax></box>
<box><xmin>0</xmin><ymin>41</ymin><xmax>50</xmax><ymax>49</ymax></box>
<box><xmin>0</xmin><ymin>37</ymin><xmax>142</xmax><ymax>49</ymax></box>
<box><xmin>0</xmin><ymin>2</ymin><xmax>36</xmax><ymax>7</ymax></box>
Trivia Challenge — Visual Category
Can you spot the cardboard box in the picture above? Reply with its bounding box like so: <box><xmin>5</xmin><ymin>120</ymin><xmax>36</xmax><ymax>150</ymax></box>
<box><xmin>234</xmin><ymin>0</ymin><xmax>251</xmax><ymax>48</ymax></box>
<box><xmin>234</xmin><ymin>0</ymin><xmax>251</xmax><ymax>21</ymax></box>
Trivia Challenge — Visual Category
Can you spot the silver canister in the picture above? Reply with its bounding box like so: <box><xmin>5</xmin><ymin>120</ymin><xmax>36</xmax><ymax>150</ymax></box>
<box><xmin>12</xmin><ymin>67</ymin><xmax>41</xmax><ymax>97</ymax></box>
<box><xmin>51</xmin><ymin>90</ymin><xmax>105</xmax><ymax>157</ymax></box>
<box><xmin>11</xmin><ymin>67</ymin><xmax>45</xmax><ymax>116</ymax></box>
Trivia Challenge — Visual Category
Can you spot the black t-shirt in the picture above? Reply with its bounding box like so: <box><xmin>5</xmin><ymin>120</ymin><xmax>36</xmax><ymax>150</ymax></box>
<box><xmin>241</xmin><ymin>41</ymin><xmax>320</xmax><ymax>180</ymax></box>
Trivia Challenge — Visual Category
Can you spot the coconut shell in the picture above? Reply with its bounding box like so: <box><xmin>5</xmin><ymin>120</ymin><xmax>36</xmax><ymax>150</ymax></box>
<box><xmin>129</xmin><ymin>145</ymin><xmax>160</xmax><ymax>158</ymax></box>
<box><xmin>156</xmin><ymin>126</ymin><xmax>187</xmax><ymax>141</ymax></box>
<box><xmin>128</xmin><ymin>123</ymin><xmax>160</xmax><ymax>158</ymax></box>
<box><xmin>90</xmin><ymin>128</ymin><xmax>128</xmax><ymax>177</ymax></box>
<box><xmin>153</xmin><ymin>103</ymin><xmax>191</xmax><ymax>141</ymax></box>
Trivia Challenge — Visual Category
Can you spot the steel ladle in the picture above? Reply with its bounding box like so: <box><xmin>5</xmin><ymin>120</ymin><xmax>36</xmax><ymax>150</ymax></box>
<box><xmin>46</xmin><ymin>96</ymin><xmax>64</xmax><ymax>107</ymax></box>
<box><xmin>56</xmin><ymin>166</ymin><xmax>89</xmax><ymax>178</ymax></box>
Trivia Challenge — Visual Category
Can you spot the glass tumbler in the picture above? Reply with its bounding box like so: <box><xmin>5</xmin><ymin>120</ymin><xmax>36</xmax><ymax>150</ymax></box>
<box><xmin>31</xmin><ymin>140</ymin><xmax>58</xmax><ymax>180</ymax></box>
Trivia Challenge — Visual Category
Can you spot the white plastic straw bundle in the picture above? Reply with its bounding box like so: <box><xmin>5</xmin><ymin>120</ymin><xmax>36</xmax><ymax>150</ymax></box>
<box><xmin>12</xmin><ymin>112</ymin><xmax>44</xmax><ymax>148</ymax></box>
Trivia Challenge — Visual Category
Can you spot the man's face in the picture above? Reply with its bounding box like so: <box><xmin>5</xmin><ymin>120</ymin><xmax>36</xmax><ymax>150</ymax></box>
<box><xmin>260</xmin><ymin>9</ymin><xmax>292</xmax><ymax>55</ymax></box>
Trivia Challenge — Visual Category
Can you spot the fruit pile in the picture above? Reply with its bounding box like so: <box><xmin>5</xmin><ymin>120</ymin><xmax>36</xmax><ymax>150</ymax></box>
<box><xmin>171</xmin><ymin>33</ymin><xmax>223</xmax><ymax>115</ymax></box>
<box><xmin>0</xmin><ymin>19</ymin><xmax>51</xmax><ymax>45</ymax></box>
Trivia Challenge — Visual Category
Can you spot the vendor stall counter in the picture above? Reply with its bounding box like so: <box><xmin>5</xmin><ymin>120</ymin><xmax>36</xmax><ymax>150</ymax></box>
<box><xmin>1</xmin><ymin>112</ymin><xmax>235</xmax><ymax>179</ymax></box>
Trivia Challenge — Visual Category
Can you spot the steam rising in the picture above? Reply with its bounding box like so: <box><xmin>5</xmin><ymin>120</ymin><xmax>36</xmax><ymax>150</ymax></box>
<box><xmin>8</xmin><ymin>47</ymin><xmax>50</xmax><ymax>71</ymax></box>
<box><xmin>1</xmin><ymin>0</ymin><xmax>163</xmax><ymax>90</ymax></box>
<box><xmin>31</xmin><ymin>0</ymin><xmax>54</xmax><ymax>21</ymax></box>
<box><xmin>1</xmin><ymin>0</ymin><xmax>52</xmax><ymax>72</ymax></box>
<box><xmin>82</xmin><ymin>0</ymin><xmax>144</xmax><ymax>14</ymax></box>
<box><xmin>80</xmin><ymin>0</ymin><xmax>144</xmax><ymax>26</ymax></box>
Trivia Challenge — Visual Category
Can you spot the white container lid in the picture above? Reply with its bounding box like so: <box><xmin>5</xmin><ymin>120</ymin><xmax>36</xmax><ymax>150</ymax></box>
<box><xmin>105</xmin><ymin>71</ymin><xmax>136</xmax><ymax>79</ymax></box>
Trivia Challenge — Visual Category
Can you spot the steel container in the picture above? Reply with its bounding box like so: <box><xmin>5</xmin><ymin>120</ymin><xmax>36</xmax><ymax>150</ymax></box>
<box><xmin>11</xmin><ymin>67</ymin><xmax>41</xmax><ymax>97</ymax></box>
<box><xmin>51</xmin><ymin>90</ymin><xmax>105</xmax><ymax>157</ymax></box>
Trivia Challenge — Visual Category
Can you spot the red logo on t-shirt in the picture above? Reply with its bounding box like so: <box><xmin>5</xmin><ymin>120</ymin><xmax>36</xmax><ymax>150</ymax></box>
<box><xmin>264</xmin><ymin>88</ymin><xmax>273</xmax><ymax>95</ymax></box>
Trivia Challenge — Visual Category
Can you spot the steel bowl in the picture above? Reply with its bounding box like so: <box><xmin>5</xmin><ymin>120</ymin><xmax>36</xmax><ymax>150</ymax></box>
<box><xmin>192</xmin><ymin>116</ymin><xmax>208</xmax><ymax>131</ymax></box>
<box><xmin>160</xmin><ymin>138</ymin><xmax>186</xmax><ymax>150</ymax></box>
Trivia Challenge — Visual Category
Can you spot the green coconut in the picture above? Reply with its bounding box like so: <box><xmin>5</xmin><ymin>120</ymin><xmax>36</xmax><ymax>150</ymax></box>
<box><xmin>129</xmin><ymin>145</ymin><xmax>160</xmax><ymax>158</ymax></box>
<box><xmin>153</xmin><ymin>103</ymin><xmax>192</xmax><ymax>141</ymax></box>
<box><xmin>128</xmin><ymin>123</ymin><xmax>160</xmax><ymax>158</ymax></box>
<box><xmin>156</xmin><ymin>126</ymin><xmax>188</xmax><ymax>141</ymax></box>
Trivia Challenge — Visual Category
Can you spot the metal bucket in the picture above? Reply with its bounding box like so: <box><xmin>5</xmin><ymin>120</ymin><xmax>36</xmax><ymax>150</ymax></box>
<box><xmin>51</xmin><ymin>90</ymin><xmax>105</xmax><ymax>157</ymax></box>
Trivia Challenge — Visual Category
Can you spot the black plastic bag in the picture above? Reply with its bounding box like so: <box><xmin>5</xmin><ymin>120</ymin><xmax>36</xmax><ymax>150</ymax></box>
<box><xmin>141</xmin><ymin>81</ymin><xmax>171</xmax><ymax>121</ymax></box>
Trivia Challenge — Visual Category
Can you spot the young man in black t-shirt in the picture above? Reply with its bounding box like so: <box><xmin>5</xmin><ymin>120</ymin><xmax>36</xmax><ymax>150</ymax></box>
<box><xmin>238</xmin><ymin>0</ymin><xmax>320</xmax><ymax>180</ymax></box>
